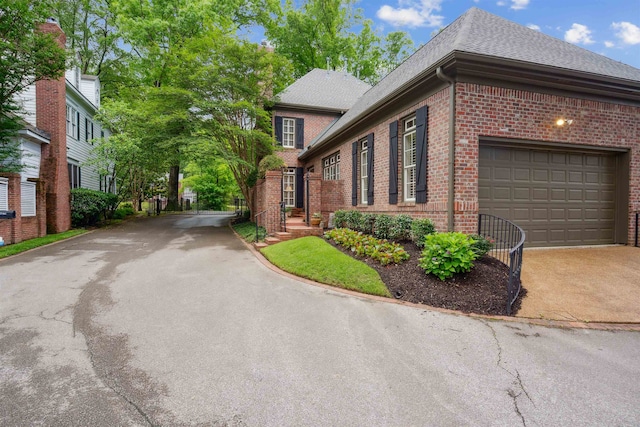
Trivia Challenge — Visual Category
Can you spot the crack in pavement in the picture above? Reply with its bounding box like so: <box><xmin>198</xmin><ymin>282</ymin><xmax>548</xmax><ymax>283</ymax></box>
<box><xmin>482</xmin><ymin>321</ymin><xmax>534</xmax><ymax>426</ymax></box>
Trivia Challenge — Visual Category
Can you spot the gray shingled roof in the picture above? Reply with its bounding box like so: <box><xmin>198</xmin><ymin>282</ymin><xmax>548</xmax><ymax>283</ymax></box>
<box><xmin>275</xmin><ymin>68</ymin><xmax>371</xmax><ymax>111</ymax></box>
<box><xmin>304</xmin><ymin>7</ymin><xmax>640</xmax><ymax>153</ymax></box>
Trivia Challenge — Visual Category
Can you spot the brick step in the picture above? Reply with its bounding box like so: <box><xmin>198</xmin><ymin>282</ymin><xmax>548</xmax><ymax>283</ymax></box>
<box><xmin>254</xmin><ymin>242</ymin><xmax>268</xmax><ymax>250</ymax></box>
<box><xmin>264</xmin><ymin>236</ymin><xmax>281</xmax><ymax>245</ymax></box>
<box><xmin>286</xmin><ymin>225</ymin><xmax>324</xmax><ymax>239</ymax></box>
<box><xmin>274</xmin><ymin>232</ymin><xmax>293</xmax><ymax>241</ymax></box>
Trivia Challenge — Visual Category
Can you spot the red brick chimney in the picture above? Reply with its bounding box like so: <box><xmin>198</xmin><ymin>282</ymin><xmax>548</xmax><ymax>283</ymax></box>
<box><xmin>36</xmin><ymin>20</ymin><xmax>71</xmax><ymax>233</ymax></box>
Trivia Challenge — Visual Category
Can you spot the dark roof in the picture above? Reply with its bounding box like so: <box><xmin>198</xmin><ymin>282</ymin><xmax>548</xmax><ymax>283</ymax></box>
<box><xmin>275</xmin><ymin>68</ymin><xmax>371</xmax><ymax>112</ymax></box>
<box><xmin>302</xmin><ymin>7</ymin><xmax>640</xmax><ymax>156</ymax></box>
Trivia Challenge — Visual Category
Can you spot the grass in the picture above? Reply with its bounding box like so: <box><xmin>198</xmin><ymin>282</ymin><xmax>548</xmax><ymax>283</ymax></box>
<box><xmin>232</xmin><ymin>221</ymin><xmax>266</xmax><ymax>243</ymax></box>
<box><xmin>261</xmin><ymin>236</ymin><xmax>391</xmax><ymax>297</ymax></box>
<box><xmin>0</xmin><ymin>229</ymin><xmax>87</xmax><ymax>259</ymax></box>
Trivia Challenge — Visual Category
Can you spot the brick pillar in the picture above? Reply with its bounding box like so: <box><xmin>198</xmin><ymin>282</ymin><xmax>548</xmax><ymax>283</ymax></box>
<box><xmin>28</xmin><ymin>178</ymin><xmax>47</xmax><ymax>238</ymax></box>
<box><xmin>262</xmin><ymin>170</ymin><xmax>283</xmax><ymax>234</ymax></box>
<box><xmin>0</xmin><ymin>173</ymin><xmax>22</xmax><ymax>244</ymax></box>
<box><xmin>36</xmin><ymin>22</ymin><xmax>70</xmax><ymax>234</ymax></box>
<box><xmin>306</xmin><ymin>172</ymin><xmax>322</xmax><ymax>223</ymax></box>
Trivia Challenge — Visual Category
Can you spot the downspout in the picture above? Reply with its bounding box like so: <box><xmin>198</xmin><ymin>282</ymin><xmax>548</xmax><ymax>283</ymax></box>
<box><xmin>436</xmin><ymin>66</ymin><xmax>456</xmax><ymax>232</ymax></box>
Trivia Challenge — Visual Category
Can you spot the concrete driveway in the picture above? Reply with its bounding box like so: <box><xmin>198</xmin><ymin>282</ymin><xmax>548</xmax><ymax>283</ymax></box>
<box><xmin>518</xmin><ymin>246</ymin><xmax>640</xmax><ymax>323</ymax></box>
<box><xmin>1</xmin><ymin>215</ymin><xmax>640</xmax><ymax>426</ymax></box>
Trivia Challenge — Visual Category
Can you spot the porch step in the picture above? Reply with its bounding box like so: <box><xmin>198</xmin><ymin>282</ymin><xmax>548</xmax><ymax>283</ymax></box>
<box><xmin>286</xmin><ymin>225</ymin><xmax>324</xmax><ymax>239</ymax></box>
<box><xmin>254</xmin><ymin>242</ymin><xmax>268</xmax><ymax>250</ymax></box>
<box><xmin>274</xmin><ymin>232</ymin><xmax>293</xmax><ymax>241</ymax></box>
<box><xmin>264</xmin><ymin>236</ymin><xmax>282</xmax><ymax>245</ymax></box>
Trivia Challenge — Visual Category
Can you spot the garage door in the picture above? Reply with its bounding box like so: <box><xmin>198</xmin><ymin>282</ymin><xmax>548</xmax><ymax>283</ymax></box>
<box><xmin>478</xmin><ymin>145</ymin><xmax>616</xmax><ymax>247</ymax></box>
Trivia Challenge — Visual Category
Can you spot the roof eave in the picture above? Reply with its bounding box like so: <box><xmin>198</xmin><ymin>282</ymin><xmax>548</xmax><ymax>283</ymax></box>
<box><xmin>274</xmin><ymin>102</ymin><xmax>349</xmax><ymax>114</ymax></box>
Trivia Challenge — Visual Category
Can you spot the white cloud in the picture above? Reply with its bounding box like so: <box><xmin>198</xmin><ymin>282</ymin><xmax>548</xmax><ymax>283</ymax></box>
<box><xmin>510</xmin><ymin>0</ymin><xmax>529</xmax><ymax>10</ymax></box>
<box><xmin>473</xmin><ymin>0</ymin><xmax>480</xmax><ymax>3</ymax></box>
<box><xmin>527</xmin><ymin>24</ymin><xmax>541</xmax><ymax>31</ymax></box>
<box><xmin>564</xmin><ymin>23</ymin><xmax>595</xmax><ymax>45</ymax></box>
<box><xmin>376</xmin><ymin>0</ymin><xmax>444</xmax><ymax>28</ymax></box>
<box><xmin>604</xmin><ymin>41</ymin><xmax>615</xmax><ymax>48</ymax></box>
<box><xmin>496</xmin><ymin>1</ymin><xmax>506</xmax><ymax>6</ymax></box>
<box><xmin>612</xmin><ymin>21</ymin><xmax>640</xmax><ymax>45</ymax></box>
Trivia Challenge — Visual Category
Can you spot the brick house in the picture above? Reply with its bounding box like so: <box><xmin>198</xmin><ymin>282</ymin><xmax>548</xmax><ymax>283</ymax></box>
<box><xmin>260</xmin><ymin>7</ymin><xmax>640</xmax><ymax>247</ymax></box>
<box><xmin>0</xmin><ymin>20</ymin><xmax>110</xmax><ymax>245</ymax></box>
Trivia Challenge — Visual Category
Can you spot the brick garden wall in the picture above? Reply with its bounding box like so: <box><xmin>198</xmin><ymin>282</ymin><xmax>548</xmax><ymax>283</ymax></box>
<box><xmin>454</xmin><ymin>82</ymin><xmax>640</xmax><ymax>241</ymax></box>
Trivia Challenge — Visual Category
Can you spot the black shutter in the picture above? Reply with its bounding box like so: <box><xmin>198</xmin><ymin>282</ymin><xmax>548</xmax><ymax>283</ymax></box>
<box><xmin>78</xmin><ymin>167</ymin><xmax>82</xmax><ymax>188</ymax></box>
<box><xmin>295</xmin><ymin>118</ymin><xmax>304</xmax><ymax>149</ymax></box>
<box><xmin>76</xmin><ymin>112</ymin><xmax>81</xmax><ymax>139</ymax></box>
<box><xmin>351</xmin><ymin>141</ymin><xmax>358</xmax><ymax>206</ymax></box>
<box><xmin>389</xmin><ymin>121</ymin><xmax>398</xmax><ymax>204</ymax></box>
<box><xmin>295</xmin><ymin>167</ymin><xmax>304</xmax><ymax>208</ymax></box>
<box><xmin>275</xmin><ymin>116</ymin><xmax>283</xmax><ymax>145</ymax></box>
<box><xmin>415</xmin><ymin>106</ymin><xmax>428</xmax><ymax>203</ymax></box>
<box><xmin>366</xmin><ymin>133</ymin><xmax>374</xmax><ymax>205</ymax></box>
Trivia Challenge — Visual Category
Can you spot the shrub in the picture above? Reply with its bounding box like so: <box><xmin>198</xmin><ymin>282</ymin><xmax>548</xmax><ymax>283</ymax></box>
<box><xmin>70</xmin><ymin>189</ymin><xmax>118</xmax><ymax>227</ymax></box>
<box><xmin>333</xmin><ymin>210</ymin><xmax>348</xmax><ymax>228</ymax></box>
<box><xmin>358</xmin><ymin>213</ymin><xmax>376</xmax><ymax>234</ymax></box>
<box><xmin>344</xmin><ymin>210</ymin><xmax>363</xmax><ymax>231</ymax></box>
<box><xmin>411</xmin><ymin>218</ymin><xmax>436</xmax><ymax>248</ymax></box>
<box><xmin>391</xmin><ymin>214</ymin><xmax>413</xmax><ymax>241</ymax></box>
<box><xmin>112</xmin><ymin>209</ymin><xmax>127</xmax><ymax>220</ymax></box>
<box><xmin>419</xmin><ymin>232</ymin><xmax>477</xmax><ymax>280</ymax></box>
<box><xmin>373</xmin><ymin>214</ymin><xmax>394</xmax><ymax>239</ymax></box>
<box><xmin>469</xmin><ymin>234</ymin><xmax>494</xmax><ymax>257</ymax></box>
<box><xmin>117</xmin><ymin>202</ymin><xmax>135</xmax><ymax>216</ymax></box>
<box><xmin>258</xmin><ymin>154</ymin><xmax>286</xmax><ymax>178</ymax></box>
<box><xmin>325</xmin><ymin>228</ymin><xmax>410</xmax><ymax>265</ymax></box>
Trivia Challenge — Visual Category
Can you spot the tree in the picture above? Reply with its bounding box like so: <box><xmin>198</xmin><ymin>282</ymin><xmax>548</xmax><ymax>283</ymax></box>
<box><xmin>262</xmin><ymin>0</ymin><xmax>415</xmax><ymax>84</ymax></box>
<box><xmin>181</xmin><ymin>160</ymin><xmax>239</xmax><ymax>210</ymax></box>
<box><xmin>0</xmin><ymin>1</ymin><xmax>67</xmax><ymax>172</ymax></box>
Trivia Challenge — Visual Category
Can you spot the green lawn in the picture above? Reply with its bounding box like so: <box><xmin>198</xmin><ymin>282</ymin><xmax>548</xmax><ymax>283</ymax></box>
<box><xmin>260</xmin><ymin>236</ymin><xmax>390</xmax><ymax>297</ymax></box>
<box><xmin>0</xmin><ymin>229</ymin><xmax>88</xmax><ymax>259</ymax></box>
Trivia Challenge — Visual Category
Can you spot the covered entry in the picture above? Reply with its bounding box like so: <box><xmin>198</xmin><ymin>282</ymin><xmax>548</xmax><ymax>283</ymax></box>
<box><xmin>478</xmin><ymin>141</ymin><xmax>628</xmax><ymax>247</ymax></box>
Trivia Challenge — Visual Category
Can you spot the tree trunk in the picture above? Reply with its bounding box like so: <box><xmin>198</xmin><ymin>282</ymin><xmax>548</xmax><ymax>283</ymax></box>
<box><xmin>166</xmin><ymin>165</ymin><xmax>180</xmax><ymax>211</ymax></box>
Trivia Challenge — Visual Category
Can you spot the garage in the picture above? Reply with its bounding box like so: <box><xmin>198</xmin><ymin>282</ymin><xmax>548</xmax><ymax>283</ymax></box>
<box><xmin>478</xmin><ymin>142</ymin><xmax>628</xmax><ymax>247</ymax></box>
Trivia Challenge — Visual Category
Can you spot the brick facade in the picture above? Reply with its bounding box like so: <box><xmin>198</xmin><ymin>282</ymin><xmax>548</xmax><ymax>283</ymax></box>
<box><xmin>0</xmin><ymin>175</ymin><xmax>46</xmax><ymax>244</ymax></box>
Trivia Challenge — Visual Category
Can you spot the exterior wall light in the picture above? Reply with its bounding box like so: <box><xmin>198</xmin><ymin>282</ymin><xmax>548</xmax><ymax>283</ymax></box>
<box><xmin>556</xmin><ymin>118</ymin><xmax>573</xmax><ymax>127</ymax></box>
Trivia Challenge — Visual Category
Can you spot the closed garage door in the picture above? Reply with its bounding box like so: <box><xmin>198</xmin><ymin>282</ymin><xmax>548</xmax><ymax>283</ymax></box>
<box><xmin>478</xmin><ymin>144</ymin><xmax>617</xmax><ymax>247</ymax></box>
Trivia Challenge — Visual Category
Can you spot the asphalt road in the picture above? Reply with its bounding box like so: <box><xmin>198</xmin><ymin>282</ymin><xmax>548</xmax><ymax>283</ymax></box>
<box><xmin>1</xmin><ymin>214</ymin><xmax>639</xmax><ymax>426</ymax></box>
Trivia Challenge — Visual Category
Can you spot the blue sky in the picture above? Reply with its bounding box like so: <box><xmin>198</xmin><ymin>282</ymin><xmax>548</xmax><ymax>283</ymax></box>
<box><xmin>249</xmin><ymin>0</ymin><xmax>640</xmax><ymax>70</ymax></box>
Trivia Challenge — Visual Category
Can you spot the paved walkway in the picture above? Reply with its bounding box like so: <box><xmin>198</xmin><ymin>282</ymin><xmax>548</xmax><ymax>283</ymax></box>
<box><xmin>1</xmin><ymin>215</ymin><xmax>639</xmax><ymax>426</ymax></box>
<box><xmin>518</xmin><ymin>246</ymin><xmax>640</xmax><ymax>323</ymax></box>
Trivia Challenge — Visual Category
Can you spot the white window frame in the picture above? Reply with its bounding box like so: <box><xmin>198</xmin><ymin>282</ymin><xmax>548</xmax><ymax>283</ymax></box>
<box><xmin>66</xmin><ymin>105</ymin><xmax>78</xmax><ymax>139</ymax></box>
<box><xmin>21</xmin><ymin>181</ymin><xmax>36</xmax><ymax>217</ymax></box>
<box><xmin>403</xmin><ymin>117</ymin><xmax>417</xmax><ymax>202</ymax></box>
<box><xmin>282</xmin><ymin>118</ymin><xmax>295</xmax><ymax>148</ymax></box>
<box><xmin>360</xmin><ymin>139</ymin><xmax>368</xmax><ymax>205</ymax></box>
<box><xmin>322</xmin><ymin>152</ymin><xmax>340</xmax><ymax>181</ymax></box>
<box><xmin>283</xmin><ymin>168</ymin><xmax>295</xmax><ymax>207</ymax></box>
<box><xmin>68</xmin><ymin>162</ymin><xmax>81</xmax><ymax>189</ymax></box>
<box><xmin>0</xmin><ymin>178</ymin><xmax>8</xmax><ymax>210</ymax></box>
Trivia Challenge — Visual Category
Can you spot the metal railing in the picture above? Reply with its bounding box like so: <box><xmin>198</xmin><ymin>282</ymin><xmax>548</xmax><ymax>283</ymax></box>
<box><xmin>477</xmin><ymin>214</ymin><xmax>526</xmax><ymax>315</ymax></box>
<box><xmin>254</xmin><ymin>201</ymin><xmax>286</xmax><ymax>242</ymax></box>
<box><xmin>635</xmin><ymin>212</ymin><xmax>638</xmax><ymax>248</ymax></box>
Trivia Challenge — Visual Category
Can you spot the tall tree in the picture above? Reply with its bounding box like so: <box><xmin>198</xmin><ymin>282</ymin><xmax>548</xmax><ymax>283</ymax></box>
<box><xmin>0</xmin><ymin>0</ymin><xmax>67</xmax><ymax>172</ymax></box>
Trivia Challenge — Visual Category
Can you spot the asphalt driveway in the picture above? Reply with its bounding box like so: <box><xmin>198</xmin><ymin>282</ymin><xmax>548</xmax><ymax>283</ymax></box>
<box><xmin>519</xmin><ymin>246</ymin><xmax>640</xmax><ymax>323</ymax></box>
<box><xmin>1</xmin><ymin>214</ymin><xmax>639</xmax><ymax>426</ymax></box>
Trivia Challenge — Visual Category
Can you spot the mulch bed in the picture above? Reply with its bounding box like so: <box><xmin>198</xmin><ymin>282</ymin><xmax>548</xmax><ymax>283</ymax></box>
<box><xmin>328</xmin><ymin>239</ymin><xmax>526</xmax><ymax>316</ymax></box>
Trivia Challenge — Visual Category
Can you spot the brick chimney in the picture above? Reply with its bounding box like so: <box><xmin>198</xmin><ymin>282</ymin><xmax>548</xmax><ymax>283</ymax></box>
<box><xmin>36</xmin><ymin>20</ymin><xmax>71</xmax><ymax>233</ymax></box>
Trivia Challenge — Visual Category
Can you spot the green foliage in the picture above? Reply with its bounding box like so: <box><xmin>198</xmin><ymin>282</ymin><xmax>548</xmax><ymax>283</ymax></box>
<box><xmin>411</xmin><ymin>218</ymin><xmax>437</xmax><ymax>248</ymax></box>
<box><xmin>258</xmin><ymin>154</ymin><xmax>286</xmax><ymax>178</ymax></box>
<box><xmin>333</xmin><ymin>210</ymin><xmax>348</xmax><ymax>228</ymax></box>
<box><xmin>358</xmin><ymin>213</ymin><xmax>376</xmax><ymax>234</ymax></box>
<box><xmin>469</xmin><ymin>234</ymin><xmax>494</xmax><ymax>257</ymax></box>
<box><xmin>261</xmin><ymin>236</ymin><xmax>390</xmax><ymax>297</ymax></box>
<box><xmin>0</xmin><ymin>230</ymin><xmax>87</xmax><ymax>259</ymax></box>
<box><xmin>373</xmin><ymin>214</ymin><xmax>394</xmax><ymax>240</ymax></box>
<box><xmin>70</xmin><ymin>188</ymin><xmax>118</xmax><ymax>227</ymax></box>
<box><xmin>391</xmin><ymin>214</ymin><xmax>413</xmax><ymax>241</ymax></box>
<box><xmin>182</xmin><ymin>160</ymin><xmax>238</xmax><ymax>210</ymax></box>
<box><xmin>232</xmin><ymin>221</ymin><xmax>266</xmax><ymax>243</ymax></box>
<box><xmin>112</xmin><ymin>203</ymin><xmax>135</xmax><ymax>219</ymax></box>
<box><xmin>325</xmin><ymin>228</ymin><xmax>410</xmax><ymax>266</ymax></box>
<box><xmin>344</xmin><ymin>210</ymin><xmax>363</xmax><ymax>231</ymax></box>
<box><xmin>419</xmin><ymin>232</ymin><xmax>478</xmax><ymax>281</ymax></box>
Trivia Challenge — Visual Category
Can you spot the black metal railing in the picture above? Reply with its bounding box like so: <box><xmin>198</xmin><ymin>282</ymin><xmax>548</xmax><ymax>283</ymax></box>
<box><xmin>254</xmin><ymin>201</ymin><xmax>286</xmax><ymax>242</ymax></box>
<box><xmin>477</xmin><ymin>214</ymin><xmax>526</xmax><ymax>315</ymax></box>
<box><xmin>635</xmin><ymin>212</ymin><xmax>638</xmax><ymax>248</ymax></box>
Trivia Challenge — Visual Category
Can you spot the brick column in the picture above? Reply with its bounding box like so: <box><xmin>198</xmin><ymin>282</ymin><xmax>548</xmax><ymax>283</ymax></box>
<box><xmin>28</xmin><ymin>178</ymin><xmax>47</xmax><ymax>238</ymax></box>
<box><xmin>263</xmin><ymin>170</ymin><xmax>284</xmax><ymax>234</ymax></box>
<box><xmin>36</xmin><ymin>22</ymin><xmax>70</xmax><ymax>234</ymax></box>
<box><xmin>306</xmin><ymin>172</ymin><xmax>322</xmax><ymax>223</ymax></box>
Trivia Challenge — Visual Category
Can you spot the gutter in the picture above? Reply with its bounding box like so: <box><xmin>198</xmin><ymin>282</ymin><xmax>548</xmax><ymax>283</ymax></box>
<box><xmin>436</xmin><ymin>66</ymin><xmax>456</xmax><ymax>232</ymax></box>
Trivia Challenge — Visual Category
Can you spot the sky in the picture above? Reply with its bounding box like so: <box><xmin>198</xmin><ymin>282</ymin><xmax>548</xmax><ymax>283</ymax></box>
<box><xmin>249</xmin><ymin>0</ymin><xmax>640</xmax><ymax>70</ymax></box>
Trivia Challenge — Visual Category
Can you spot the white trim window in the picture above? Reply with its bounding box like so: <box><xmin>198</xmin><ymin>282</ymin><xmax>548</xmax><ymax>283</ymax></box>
<box><xmin>66</xmin><ymin>105</ymin><xmax>79</xmax><ymax>139</ymax></box>
<box><xmin>403</xmin><ymin>116</ymin><xmax>417</xmax><ymax>202</ymax></box>
<box><xmin>0</xmin><ymin>178</ymin><xmax>8</xmax><ymax>210</ymax></box>
<box><xmin>283</xmin><ymin>168</ymin><xmax>295</xmax><ymax>207</ymax></box>
<box><xmin>21</xmin><ymin>181</ymin><xmax>36</xmax><ymax>217</ymax></box>
<box><xmin>282</xmin><ymin>118</ymin><xmax>295</xmax><ymax>148</ymax></box>
<box><xmin>323</xmin><ymin>152</ymin><xmax>340</xmax><ymax>181</ymax></box>
<box><xmin>68</xmin><ymin>162</ymin><xmax>81</xmax><ymax>189</ymax></box>
<box><xmin>360</xmin><ymin>139</ymin><xmax>368</xmax><ymax>205</ymax></box>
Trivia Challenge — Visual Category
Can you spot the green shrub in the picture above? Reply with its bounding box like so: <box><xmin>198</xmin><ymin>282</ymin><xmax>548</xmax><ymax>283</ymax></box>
<box><xmin>391</xmin><ymin>214</ymin><xmax>413</xmax><ymax>241</ymax></box>
<box><xmin>419</xmin><ymin>232</ymin><xmax>477</xmax><ymax>280</ymax></box>
<box><xmin>373</xmin><ymin>214</ymin><xmax>394</xmax><ymax>239</ymax></box>
<box><xmin>411</xmin><ymin>218</ymin><xmax>436</xmax><ymax>248</ymax></box>
<box><xmin>358</xmin><ymin>213</ymin><xmax>376</xmax><ymax>234</ymax></box>
<box><xmin>111</xmin><ymin>209</ymin><xmax>127</xmax><ymax>220</ymax></box>
<box><xmin>258</xmin><ymin>154</ymin><xmax>286</xmax><ymax>178</ymax></box>
<box><xmin>344</xmin><ymin>210</ymin><xmax>363</xmax><ymax>230</ymax></box>
<box><xmin>469</xmin><ymin>234</ymin><xmax>494</xmax><ymax>257</ymax></box>
<box><xmin>71</xmin><ymin>189</ymin><xmax>118</xmax><ymax>227</ymax></box>
<box><xmin>117</xmin><ymin>202</ymin><xmax>135</xmax><ymax>216</ymax></box>
<box><xmin>325</xmin><ymin>228</ymin><xmax>410</xmax><ymax>265</ymax></box>
<box><xmin>333</xmin><ymin>210</ymin><xmax>348</xmax><ymax>228</ymax></box>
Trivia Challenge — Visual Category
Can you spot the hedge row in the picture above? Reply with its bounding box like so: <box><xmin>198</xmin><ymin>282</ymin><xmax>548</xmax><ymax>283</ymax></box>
<box><xmin>333</xmin><ymin>210</ymin><xmax>435</xmax><ymax>247</ymax></box>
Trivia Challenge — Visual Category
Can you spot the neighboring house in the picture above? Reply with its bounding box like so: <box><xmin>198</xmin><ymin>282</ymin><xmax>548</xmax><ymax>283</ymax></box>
<box><xmin>0</xmin><ymin>20</ymin><xmax>111</xmax><ymax>245</ymax></box>
<box><xmin>258</xmin><ymin>7</ymin><xmax>640</xmax><ymax>247</ymax></box>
